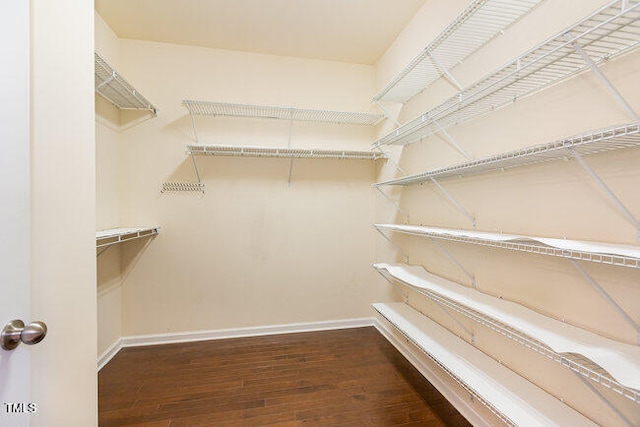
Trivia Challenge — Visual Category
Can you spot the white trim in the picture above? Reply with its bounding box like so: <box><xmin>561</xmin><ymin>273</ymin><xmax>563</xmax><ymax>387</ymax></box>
<box><xmin>97</xmin><ymin>339</ymin><xmax>123</xmax><ymax>371</ymax></box>
<box><xmin>98</xmin><ymin>318</ymin><xmax>374</xmax><ymax>370</ymax></box>
<box><xmin>373</xmin><ymin>317</ymin><xmax>490</xmax><ymax>427</ymax></box>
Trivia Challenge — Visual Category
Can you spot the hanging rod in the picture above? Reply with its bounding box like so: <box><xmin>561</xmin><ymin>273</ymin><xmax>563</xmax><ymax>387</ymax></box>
<box><xmin>373</xmin><ymin>0</ymin><xmax>640</xmax><ymax>147</ymax></box>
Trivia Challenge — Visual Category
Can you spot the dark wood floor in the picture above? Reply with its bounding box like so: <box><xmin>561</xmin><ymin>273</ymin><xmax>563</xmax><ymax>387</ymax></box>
<box><xmin>99</xmin><ymin>327</ymin><xmax>471</xmax><ymax>426</ymax></box>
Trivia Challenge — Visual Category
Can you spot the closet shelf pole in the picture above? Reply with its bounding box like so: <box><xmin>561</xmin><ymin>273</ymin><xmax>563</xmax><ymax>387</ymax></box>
<box><xmin>427</xmin><ymin>52</ymin><xmax>464</xmax><ymax>91</ymax></box>
<box><xmin>573</xmin><ymin>373</ymin><xmax>635</xmax><ymax>427</ymax></box>
<box><xmin>427</xmin><ymin>236</ymin><xmax>476</xmax><ymax>287</ymax></box>
<box><xmin>373</xmin><ymin>225</ymin><xmax>410</xmax><ymax>263</ymax></box>
<box><xmin>568</xmin><ymin>148</ymin><xmax>640</xmax><ymax>242</ymax></box>
<box><xmin>568</xmin><ymin>36</ymin><xmax>639</xmax><ymax>122</ymax></box>
<box><xmin>375</xmin><ymin>187</ymin><xmax>410</xmax><ymax>224</ymax></box>
<box><xmin>429</xmin><ymin>177</ymin><xmax>477</xmax><ymax>228</ymax></box>
<box><xmin>569</xmin><ymin>259</ymin><xmax>640</xmax><ymax>344</ymax></box>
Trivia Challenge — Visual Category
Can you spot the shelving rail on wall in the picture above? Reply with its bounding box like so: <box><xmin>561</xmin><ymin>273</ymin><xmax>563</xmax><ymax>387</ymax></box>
<box><xmin>373</xmin><ymin>0</ymin><xmax>543</xmax><ymax>105</ymax></box>
<box><xmin>162</xmin><ymin>100</ymin><xmax>386</xmax><ymax>192</ymax></box>
<box><xmin>373</xmin><ymin>303</ymin><xmax>599</xmax><ymax>427</ymax></box>
<box><xmin>373</xmin><ymin>0</ymin><xmax>640</xmax><ymax>149</ymax></box>
<box><xmin>96</xmin><ymin>227</ymin><xmax>160</xmax><ymax>257</ymax></box>
<box><xmin>374</xmin><ymin>263</ymin><xmax>640</xmax><ymax>404</ymax></box>
<box><xmin>94</xmin><ymin>52</ymin><xmax>158</xmax><ymax>116</ymax></box>
<box><xmin>374</xmin><ymin>122</ymin><xmax>640</xmax><ymax>236</ymax></box>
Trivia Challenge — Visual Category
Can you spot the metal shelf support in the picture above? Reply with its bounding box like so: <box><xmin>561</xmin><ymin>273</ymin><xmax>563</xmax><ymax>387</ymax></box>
<box><xmin>569</xmin><ymin>259</ymin><xmax>640</xmax><ymax>344</ymax></box>
<box><xmin>569</xmin><ymin>149</ymin><xmax>640</xmax><ymax>242</ymax></box>
<box><xmin>429</xmin><ymin>178</ymin><xmax>476</xmax><ymax>228</ymax></box>
<box><xmin>568</xmin><ymin>36</ymin><xmax>639</xmax><ymax>122</ymax></box>
<box><xmin>373</xmin><ymin>225</ymin><xmax>409</xmax><ymax>263</ymax></box>
<box><xmin>574</xmin><ymin>373</ymin><xmax>635</xmax><ymax>427</ymax></box>
<box><xmin>427</xmin><ymin>237</ymin><xmax>476</xmax><ymax>288</ymax></box>
<box><xmin>374</xmin><ymin>101</ymin><xmax>402</xmax><ymax>127</ymax></box>
<box><xmin>430</xmin><ymin>118</ymin><xmax>472</xmax><ymax>160</ymax></box>
<box><xmin>428</xmin><ymin>52</ymin><xmax>464</xmax><ymax>91</ymax></box>
<box><xmin>375</xmin><ymin>188</ymin><xmax>410</xmax><ymax>224</ymax></box>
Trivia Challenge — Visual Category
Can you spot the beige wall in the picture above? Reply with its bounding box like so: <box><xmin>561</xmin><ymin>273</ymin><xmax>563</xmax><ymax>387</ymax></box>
<box><xmin>373</xmin><ymin>0</ymin><xmax>640</xmax><ymax>426</ymax></box>
<box><xmin>94</xmin><ymin>24</ymin><xmax>397</xmax><ymax>341</ymax></box>
<box><xmin>30</xmin><ymin>0</ymin><xmax>97</xmax><ymax>425</ymax></box>
<box><xmin>96</xmin><ymin>13</ymin><xmax>125</xmax><ymax>357</ymax></box>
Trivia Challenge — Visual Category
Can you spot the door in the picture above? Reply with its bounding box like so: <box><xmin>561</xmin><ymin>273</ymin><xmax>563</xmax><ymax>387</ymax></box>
<box><xmin>0</xmin><ymin>1</ymin><xmax>34</xmax><ymax>425</ymax></box>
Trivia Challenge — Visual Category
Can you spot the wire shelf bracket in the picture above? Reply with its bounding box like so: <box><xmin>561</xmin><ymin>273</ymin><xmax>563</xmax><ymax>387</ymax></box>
<box><xmin>428</xmin><ymin>237</ymin><xmax>476</xmax><ymax>288</ymax></box>
<box><xmin>429</xmin><ymin>177</ymin><xmax>476</xmax><ymax>228</ymax></box>
<box><xmin>373</xmin><ymin>0</ymin><xmax>640</xmax><ymax>148</ymax></box>
<box><xmin>574</xmin><ymin>372</ymin><xmax>635</xmax><ymax>427</ymax></box>
<box><xmin>94</xmin><ymin>52</ymin><xmax>158</xmax><ymax>115</ymax></box>
<box><xmin>373</xmin><ymin>225</ymin><xmax>409</xmax><ymax>263</ymax></box>
<box><xmin>569</xmin><ymin>148</ymin><xmax>640</xmax><ymax>242</ymax></box>
<box><xmin>374</xmin><ymin>188</ymin><xmax>410</xmax><ymax>225</ymax></box>
<box><xmin>373</xmin><ymin>264</ymin><xmax>640</xmax><ymax>404</ymax></box>
<box><xmin>569</xmin><ymin>259</ymin><xmax>640</xmax><ymax>344</ymax></box>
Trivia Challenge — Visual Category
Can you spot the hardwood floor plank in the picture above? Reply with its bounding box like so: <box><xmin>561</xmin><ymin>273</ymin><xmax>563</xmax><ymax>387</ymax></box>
<box><xmin>99</xmin><ymin>327</ymin><xmax>471</xmax><ymax>426</ymax></box>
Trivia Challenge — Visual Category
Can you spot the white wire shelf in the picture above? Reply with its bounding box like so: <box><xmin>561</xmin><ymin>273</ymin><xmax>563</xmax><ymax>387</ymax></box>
<box><xmin>374</xmin><ymin>302</ymin><xmax>598</xmax><ymax>427</ymax></box>
<box><xmin>374</xmin><ymin>224</ymin><xmax>640</xmax><ymax>269</ymax></box>
<box><xmin>373</xmin><ymin>0</ymin><xmax>542</xmax><ymax>103</ymax></box>
<box><xmin>374</xmin><ymin>0</ymin><xmax>640</xmax><ymax>147</ymax></box>
<box><xmin>182</xmin><ymin>100</ymin><xmax>385</xmax><ymax>126</ymax></box>
<box><xmin>94</xmin><ymin>52</ymin><xmax>157</xmax><ymax>115</ymax></box>
<box><xmin>374</xmin><ymin>263</ymin><xmax>640</xmax><ymax>403</ymax></box>
<box><xmin>96</xmin><ymin>227</ymin><xmax>160</xmax><ymax>249</ymax></box>
<box><xmin>375</xmin><ymin>122</ymin><xmax>640</xmax><ymax>186</ymax></box>
<box><xmin>187</xmin><ymin>145</ymin><xmax>384</xmax><ymax>160</ymax></box>
<box><xmin>161</xmin><ymin>182</ymin><xmax>205</xmax><ymax>193</ymax></box>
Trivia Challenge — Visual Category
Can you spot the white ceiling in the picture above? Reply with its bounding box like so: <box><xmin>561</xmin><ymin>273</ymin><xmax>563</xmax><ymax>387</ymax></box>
<box><xmin>95</xmin><ymin>0</ymin><xmax>426</xmax><ymax>65</ymax></box>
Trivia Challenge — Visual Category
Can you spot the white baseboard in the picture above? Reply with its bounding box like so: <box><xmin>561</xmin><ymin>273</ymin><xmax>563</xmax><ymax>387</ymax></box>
<box><xmin>373</xmin><ymin>317</ymin><xmax>490</xmax><ymax>427</ymax></box>
<box><xmin>97</xmin><ymin>339</ymin><xmax>123</xmax><ymax>371</ymax></box>
<box><xmin>98</xmin><ymin>317</ymin><xmax>374</xmax><ymax>371</ymax></box>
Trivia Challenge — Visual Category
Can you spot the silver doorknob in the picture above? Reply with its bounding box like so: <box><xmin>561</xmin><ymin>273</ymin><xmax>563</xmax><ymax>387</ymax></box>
<box><xmin>1</xmin><ymin>320</ymin><xmax>47</xmax><ymax>351</ymax></box>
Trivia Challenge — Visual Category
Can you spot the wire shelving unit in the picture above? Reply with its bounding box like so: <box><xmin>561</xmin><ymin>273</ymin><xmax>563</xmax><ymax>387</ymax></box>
<box><xmin>96</xmin><ymin>227</ymin><xmax>160</xmax><ymax>249</ymax></box>
<box><xmin>187</xmin><ymin>145</ymin><xmax>384</xmax><ymax>160</ymax></box>
<box><xmin>373</xmin><ymin>0</ymin><xmax>640</xmax><ymax>147</ymax></box>
<box><xmin>373</xmin><ymin>0</ymin><xmax>542</xmax><ymax>103</ymax></box>
<box><xmin>375</xmin><ymin>122</ymin><xmax>640</xmax><ymax>186</ymax></box>
<box><xmin>374</xmin><ymin>224</ymin><xmax>640</xmax><ymax>269</ymax></box>
<box><xmin>374</xmin><ymin>264</ymin><xmax>640</xmax><ymax>403</ymax></box>
<box><xmin>374</xmin><ymin>302</ymin><xmax>598</xmax><ymax>427</ymax></box>
<box><xmin>94</xmin><ymin>52</ymin><xmax>157</xmax><ymax>115</ymax></box>
<box><xmin>182</xmin><ymin>100</ymin><xmax>384</xmax><ymax>126</ymax></box>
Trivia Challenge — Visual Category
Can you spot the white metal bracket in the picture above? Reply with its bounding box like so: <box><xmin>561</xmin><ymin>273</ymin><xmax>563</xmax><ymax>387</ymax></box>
<box><xmin>432</xmin><ymin>299</ymin><xmax>475</xmax><ymax>343</ymax></box>
<box><xmin>374</xmin><ymin>146</ymin><xmax>407</xmax><ymax>176</ymax></box>
<box><xmin>427</xmin><ymin>52</ymin><xmax>464</xmax><ymax>91</ymax></box>
<box><xmin>427</xmin><ymin>237</ymin><xmax>476</xmax><ymax>288</ymax></box>
<box><xmin>429</xmin><ymin>178</ymin><xmax>476</xmax><ymax>228</ymax></box>
<box><xmin>573</xmin><ymin>372</ymin><xmax>635</xmax><ymax>427</ymax></box>
<box><xmin>428</xmin><ymin>117</ymin><xmax>472</xmax><ymax>160</ymax></box>
<box><xmin>287</xmin><ymin>110</ymin><xmax>295</xmax><ymax>187</ymax></box>
<box><xmin>568</xmin><ymin>148</ymin><xmax>640</xmax><ymax>242</ymax></box>
<box><xmin>375</xmin><ymin>187</ymin><xmax>410</xmax><ymax>224</ymax></box>
<box><xmin>375</xmin><ymin>101</ymin><xmax>402</xmax><ymax>127</ymax></box>
<box><xmin>188</xmin><ymin>110</ymin><xmax>200</xmax><ymax>144</ymax></box>
<box><xmin>569</xmin><ymin>259</ymin><xmax>640</xmax><ymax>344</ymax></box>
<box><xmin>567</xmin><ymin>35</ymin><xmax>639</xmax><ymax>121</ymax></box>
<box><xmin>373</xmin><ymin>225</ymin><xmax>409</xmax><ymax>263</ymax></box>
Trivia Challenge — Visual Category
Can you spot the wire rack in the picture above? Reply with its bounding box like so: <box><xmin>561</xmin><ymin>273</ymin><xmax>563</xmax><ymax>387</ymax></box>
<box><xmin>94</xmin><ymin>52</ymin><xmax>157</xmax><ymax>115</ymax></box>
<box><xmin>374</xmin><ymin>0</ymin><xmax>640</xmax><ymax>147</ymax></box>
<box><xmin>96</xmin><ymin>227</ymin><xmax>160</xmax><ymax>249</ymax></box>
<box><xmin>187</xmin><ymin>145</ymin><xmax>384</xmax><ymax>160</ymax></box>
<box><xmin>182</xmin><ymin>100</ymin><xmax>385</xmax><ymax>126</ymax></box>
<box><xmin>374</xmin><ymin>305</ymin><xmax>518</xmax><ymax>426</ymax></box>
<box><xmin>374</xmin><ymin>265</ymin><xmax>640</xmax><ymax>403</ymax></box>
<box><xmin>375</xmin><ymin>122</ymin><xmax>640</xmax><ymax>186</ymax></box>
<box><xmin>374</xmin><ymin>224</ymin><xmax>640</xmax><ymax>269</ymax></box>
<box><xmin>161</xmin><ymin>182</ymin><xmax>205</xmax><ymax>193</ymax></box>
<box><xmin>373</xmin><ymin>0</ymin><xmax>542</xmax><ymax>103</ymax></box>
